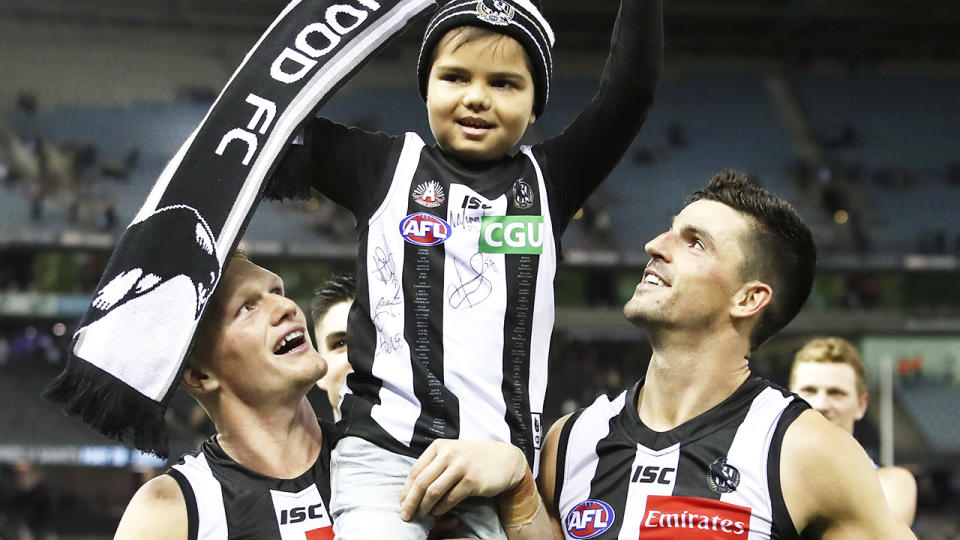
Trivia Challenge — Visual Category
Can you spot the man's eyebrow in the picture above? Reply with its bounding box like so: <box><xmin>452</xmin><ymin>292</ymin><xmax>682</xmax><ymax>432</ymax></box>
<box><xmin>671</xmin><ymin>218</ymin><xmax>716</xmax><ymax>248</ymax></box>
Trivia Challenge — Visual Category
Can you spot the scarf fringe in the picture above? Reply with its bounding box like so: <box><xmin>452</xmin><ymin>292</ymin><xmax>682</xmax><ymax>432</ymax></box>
<box><xmin>42</xmin><ymin>356</ymin><xmax>170</xmax><ymax>459</ymax></box>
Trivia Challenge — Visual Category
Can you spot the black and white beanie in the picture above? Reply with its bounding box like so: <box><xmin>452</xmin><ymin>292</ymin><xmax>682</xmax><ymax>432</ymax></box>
<box><xmin>417</xmin><ymin>0</ymin><xmax>555</xmax><ymax>117</ymax></box>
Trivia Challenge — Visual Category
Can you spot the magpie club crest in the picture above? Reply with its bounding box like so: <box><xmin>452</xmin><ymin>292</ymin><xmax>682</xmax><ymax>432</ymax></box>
<box><xmin>707</xmin><ymin>457</ymin><xmax>741</xmax><ymax>494</ymax></box>
<box><xmin>512</xmin><ymin>178</ymin><xmax>534</xmax><ymax>209</ymax></box>
<box><xmin>476</xmin><ymin>0</ymin><xmax>515</xmax><ymax>26</ymax></box>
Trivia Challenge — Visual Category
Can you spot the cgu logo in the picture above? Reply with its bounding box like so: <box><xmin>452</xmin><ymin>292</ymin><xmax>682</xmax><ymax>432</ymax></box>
<box><xmin>566</xmin><ymin>499</ymin><xmax>615</xmax><ymax>539</ymax></box>
<box><xmin>479</xmin><ymin>216</ymin><xmax>544</xmax><ymax>254</ymax></box>
<box><xmin>400</xmin><ymin>213</ymin><xmax>452</xmax><ymax>246</ymax></box>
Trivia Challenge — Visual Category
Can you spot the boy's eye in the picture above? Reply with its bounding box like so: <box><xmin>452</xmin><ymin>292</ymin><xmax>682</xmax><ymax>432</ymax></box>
<box><xmin>491</xmin><ymin>79</ymin><xmax>514</xmax><ymax>89</ymax></box>
<box><xmin>441</xmin><ymin>73</ymin><xmax>464</xmax><ymax>83</ymax></box>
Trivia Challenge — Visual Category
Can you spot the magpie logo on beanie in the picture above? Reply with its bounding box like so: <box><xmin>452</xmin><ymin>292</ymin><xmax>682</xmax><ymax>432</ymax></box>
<box><xmin>476</xmin><ymin>0</ymin><xmax>515</xmax><ymax>26</ymax></box>
<box><xmin>417</xmin><ymin>0</ymin><xmax>555</xmax><ymax>117</ymax></box>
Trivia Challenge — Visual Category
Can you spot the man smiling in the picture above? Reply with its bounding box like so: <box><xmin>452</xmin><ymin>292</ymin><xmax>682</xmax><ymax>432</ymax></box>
<box><xmin>790</xmin><ymin>336</ymin><xmax>917</xmax><ymax>526</ymax></box>
<box><xmin>115</xmin><ymin>253</ymin><xmax>336</xmax><ymax>538</ymax></box>
<box><xmin>537</xmin><ymin>171</ymin><xmax>916</xmax><ymax>539</ymax></box>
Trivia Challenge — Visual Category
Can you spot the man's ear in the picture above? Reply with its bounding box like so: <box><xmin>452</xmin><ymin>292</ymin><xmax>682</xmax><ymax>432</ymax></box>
<box><xmin>855</xmin><ymin>392</ymin><xmax>869</xmax><ymax>422</ymax></box>
<box><xmin>180</xmin><ymin>360</ymin><xmax>219</xmax><ymax>394</ymax></box>
<box><xmin>730</xmin><ymin>280</ymin><xmax>773</xmax><ymax>320</ymax></box>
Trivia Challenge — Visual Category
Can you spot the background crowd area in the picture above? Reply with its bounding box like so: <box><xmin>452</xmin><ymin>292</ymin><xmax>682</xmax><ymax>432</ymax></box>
<box><xmin>1</xmin><ymin>0</ymin><xmax>959</xmax><ymax>538</ymax></box>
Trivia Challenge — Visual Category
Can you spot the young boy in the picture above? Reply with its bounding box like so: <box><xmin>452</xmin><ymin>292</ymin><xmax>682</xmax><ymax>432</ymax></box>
<box><xmin>268</xmin><ymin>0</ymin><xmax>662</xmax><ymax>536</ymax></box>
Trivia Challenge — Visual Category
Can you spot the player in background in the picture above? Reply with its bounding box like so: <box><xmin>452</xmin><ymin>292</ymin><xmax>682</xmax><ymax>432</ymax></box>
<box><xmin>309</xmin><ymin>273</ymin><xmax>356</xmax><ymax>421</ymax></box>
<box><xmin>790</xmin><ymin>336</ymin><xmax>917</xmax><ymax>526</ymax></box>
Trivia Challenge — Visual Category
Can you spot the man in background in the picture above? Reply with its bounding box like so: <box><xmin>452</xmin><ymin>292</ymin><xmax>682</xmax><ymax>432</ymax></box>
<box><xmin>790</xmin><ymin>336</ymin><xmax>918</xmax><ymax>526</ymax></box>
<box><xmin>309</xmin><ymin>273</ymin><xmax>355</xmax><ymax>422</ymax></box>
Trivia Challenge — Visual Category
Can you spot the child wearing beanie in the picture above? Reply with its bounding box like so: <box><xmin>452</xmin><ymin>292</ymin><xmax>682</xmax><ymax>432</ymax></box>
<box><xmin>269</xmin><ymin>0</ymin><xmax>662</xmax><ymax>536</ymax></box>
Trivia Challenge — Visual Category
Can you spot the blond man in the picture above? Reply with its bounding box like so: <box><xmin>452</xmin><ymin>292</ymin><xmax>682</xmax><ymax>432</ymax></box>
<box><xmin>790</xmin><ymin>337</ymin><xmax>918</xmax><ymax>526</ymax></box>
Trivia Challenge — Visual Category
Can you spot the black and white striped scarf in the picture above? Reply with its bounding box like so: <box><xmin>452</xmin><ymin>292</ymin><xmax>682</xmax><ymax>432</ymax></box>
<box><xmin>43</xmin><ymin>0</ymin><xmax>435</xmax><ymax>457</ymax></box>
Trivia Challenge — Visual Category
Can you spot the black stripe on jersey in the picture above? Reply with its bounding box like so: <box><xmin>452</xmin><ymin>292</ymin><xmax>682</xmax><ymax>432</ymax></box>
<box><xmin>553</xmin><ymin>410</ymin><xmax>585</xmax><ymax>511</ymax></box>
<box><xmin>500</xmin><ymin>179</ymin><xmax>543</xmax><ymax>467</ymax></box>
<box><xmin>407</xmin><ymin>171</ymin><xmax>458</xmax><ymax>453</ymax></box>
<box><xmin>767</xmin><ymin>400</ymin><xmax>808</xmax><ymax>540</ymax></box>
<box><xmin>673</xmin><ymin>398</ymin><xmax>754</xmax><ymax>500</ymax></box>
<box><xmin>339</xmin><ymin>232</ymin><xmax>402</xmax><ymax>453</ymax></box>
<box><xmin>340</xmin><ymin>134</ymin><xmax>418</xmax><ymax>458</ymax></box>
<box><xmin>167</xmin><ymin>468</ymin><xmax>199</xmax><ymax>540</ymax></box>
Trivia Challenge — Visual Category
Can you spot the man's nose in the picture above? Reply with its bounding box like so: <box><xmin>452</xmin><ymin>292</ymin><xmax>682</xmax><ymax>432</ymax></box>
<box><xmin>645</xmin><ymin>231</ymin><xmax>672</xmax><ymax>262</ymax></box>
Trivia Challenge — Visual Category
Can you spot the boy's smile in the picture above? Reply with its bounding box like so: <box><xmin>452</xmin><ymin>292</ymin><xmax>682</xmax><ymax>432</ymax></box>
<box><xmin>426</xmin><ymin>30</ymin><xmax>537</xmax><ymax>162</ymax></box>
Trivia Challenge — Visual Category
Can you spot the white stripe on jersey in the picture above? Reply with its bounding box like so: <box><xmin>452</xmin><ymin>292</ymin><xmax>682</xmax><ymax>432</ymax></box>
<box><xmin>558</xmin><ymin>391</ymin><xmax>627</xmax><ymax>523</ymax></box>
<box><xmin>172</xmin><ymin>453</ymin><xmax>228</xmax><ymax>538</ymax></box>
<box><xmin>619</xmin><ymin>443</ymin><xmax>681</xmax><ymax>539</ymax></box>
<box><xmin>721</xmin><ymin>387</ymin><xmax>794</xmax><ymax>538</ymax></box>
<box><xmin>442</xmin><ymin>184</ymin><xmax>510</xmax><ymax>443</ymax></box>
<box><xmin>522</xmin><ymin>145</ymin><xmax>557</xmax><ymax>477</ymax></box>
<box><xmin>368</xmin><ymin>133</ymin><xmax>426</xmax><ymax>447</ymax></box>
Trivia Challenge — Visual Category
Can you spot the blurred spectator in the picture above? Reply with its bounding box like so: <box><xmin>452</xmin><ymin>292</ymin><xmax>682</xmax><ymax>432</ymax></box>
<box><xmin>666</xmin><ymin>121</ymin><xmax>688</xmax><ymax>149</ymax></box>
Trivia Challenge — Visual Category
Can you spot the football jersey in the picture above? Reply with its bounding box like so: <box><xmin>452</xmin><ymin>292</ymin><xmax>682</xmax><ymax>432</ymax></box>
<box><xmin>167</xmin><ymin>421</ymin><xmax>334</xmax><ymax>540</ymax></box>
<box><xmin>268</xmin><ymin>0</ymin><xmax>663</xmax><ymax>475</ymax></box>
<box><xmin>554</xmin><ymin>377</ymin><xmax>808</xmax><ymax>539</ymax></box>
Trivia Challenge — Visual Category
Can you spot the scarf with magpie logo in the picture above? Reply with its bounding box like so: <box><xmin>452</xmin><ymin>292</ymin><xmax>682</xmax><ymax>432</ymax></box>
<box><xmin>43</xmin><ymin>0</ymin><xmax>435</xmax><ymax>458</ymax></box>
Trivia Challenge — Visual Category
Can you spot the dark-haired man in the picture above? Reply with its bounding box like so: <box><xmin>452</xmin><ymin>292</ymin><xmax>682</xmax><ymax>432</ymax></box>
<box><xmin>310</xmin><ymin>273</ymin><xmax>356</xmax><ymax>421</ymax></box>
<box><xmin>538</xmin><ymin>171</ymin><xmax>915</xmax><ymax>539</ymax></box>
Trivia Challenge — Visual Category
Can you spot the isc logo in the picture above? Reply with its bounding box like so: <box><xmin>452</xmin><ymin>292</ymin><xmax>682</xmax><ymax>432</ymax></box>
<box><xmin>565</xmin><ymin>499</ymin><xmax>615</xmax><ymax>539</ymax></box>
<box><xmin>479</xmin><ymin>216</ymin><xmax>544</xmax><ymax>254</ymax></box>
<box><xmin>632</xmin><ymin>464</ymin><xmax>676</xmax><ymax>485</ymax></box>
<box><xmin>279</xmin><ymin>503</ymin><xmax>326</xmax><ymax>524</ymax></box>
<box><xmin>400</xmin><ymin>213</ymin><xmax>452</xmax><ymax>246</ymax></box>
<box><xmin>270</xmin><ymin>485</ymin><xmax>332</xmax><ymax>540</ymax></box>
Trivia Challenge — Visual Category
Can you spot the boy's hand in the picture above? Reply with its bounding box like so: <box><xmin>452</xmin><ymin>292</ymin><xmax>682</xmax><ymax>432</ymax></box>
<box><xmin>400</xmin><ymin>439</ymin><xmax>527</xmax><ymax>521</ymax></box>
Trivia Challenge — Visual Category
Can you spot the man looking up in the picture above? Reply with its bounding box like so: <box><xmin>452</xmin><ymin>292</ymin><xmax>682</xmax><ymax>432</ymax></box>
<box><xmin>538</xmin><ymin>171</ymin><xmax>916</xmax><ymax>539</ymax></box>
<box><xmin>115</xmin><ymin>252</ymin><xmax>335</xmax><ymax>538</ymax></box>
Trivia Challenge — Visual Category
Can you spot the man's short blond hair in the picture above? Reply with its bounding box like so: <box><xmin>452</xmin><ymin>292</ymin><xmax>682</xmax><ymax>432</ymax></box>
<box><xmin>791</xmin><ymin>337</ymin><xmax>868</xmax><ymax>397</ymax></box>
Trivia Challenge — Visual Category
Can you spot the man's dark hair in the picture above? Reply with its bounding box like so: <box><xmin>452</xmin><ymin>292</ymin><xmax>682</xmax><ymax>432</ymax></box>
<box><xmin>689</xmin><ymin>170</ymin><xmax>816</xmax><ymax>350</ymax></box>
<box><xmin>311</xmin><ymin>273</ymin><xmax>357</xmax><ymax>324</ymax></box>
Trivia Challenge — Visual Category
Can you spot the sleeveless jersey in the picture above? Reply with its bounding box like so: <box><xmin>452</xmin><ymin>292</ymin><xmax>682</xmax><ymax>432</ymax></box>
<box><xmin>167</xmin><ymin>422</ymin><xmax>334</xmax><ymax>540</ymax></box>
<box><xmin>554</xmin><ymin>378</ymin><xmax>808</xmax><ymax>540</ymax></box>
<box><xmin>269</xmin><ymin>0</ymin><xmax>663</xmax><ymax>476</ymax></box>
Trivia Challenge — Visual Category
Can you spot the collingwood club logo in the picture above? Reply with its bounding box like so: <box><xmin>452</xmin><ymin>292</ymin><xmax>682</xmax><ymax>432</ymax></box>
<box><xmin>476</xmin><ymin>0</ymin><xmax>515</xmax><ymax>26</ymax></box>
<box><xmin>707</xmin><ymin>457</ymin><xmax>741</xmax><ymax>494</ymax></box>
<box><xmin>512</xmin><ymin>178</ymin><xmax>534</xmax><ymax>209</ymax></box>
<box><xmin>412</xmin><ymin>180</ymin><xmax>445</xmax><ymax>208</ymax></box>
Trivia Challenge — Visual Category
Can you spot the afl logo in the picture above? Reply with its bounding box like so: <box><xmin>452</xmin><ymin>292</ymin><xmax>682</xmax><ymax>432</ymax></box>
<box><xmin>400</xmin><ymin>213</ymin><xmax>452</xmax><ymax>246</ymax></box>
<box><xmin>565</xmin><ymin>499</ymin><xmax>615</xmax><ymax>539</ymax></box>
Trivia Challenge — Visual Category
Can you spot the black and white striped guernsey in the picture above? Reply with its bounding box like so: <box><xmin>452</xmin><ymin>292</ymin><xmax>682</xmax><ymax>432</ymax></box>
<box><xmin>167</xmin><ymin>422</ymin><xmax>334</xmax><ymax>540</ymax></box>
<box><xmin>269</xmin><ymin>0</ymin><xmax>662</xmax><ymax>474</ymax></box>
<box><xmin>554</xmin><ymin>377</ymin><xmax>808</xmax><ymax>539</ymax></box>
